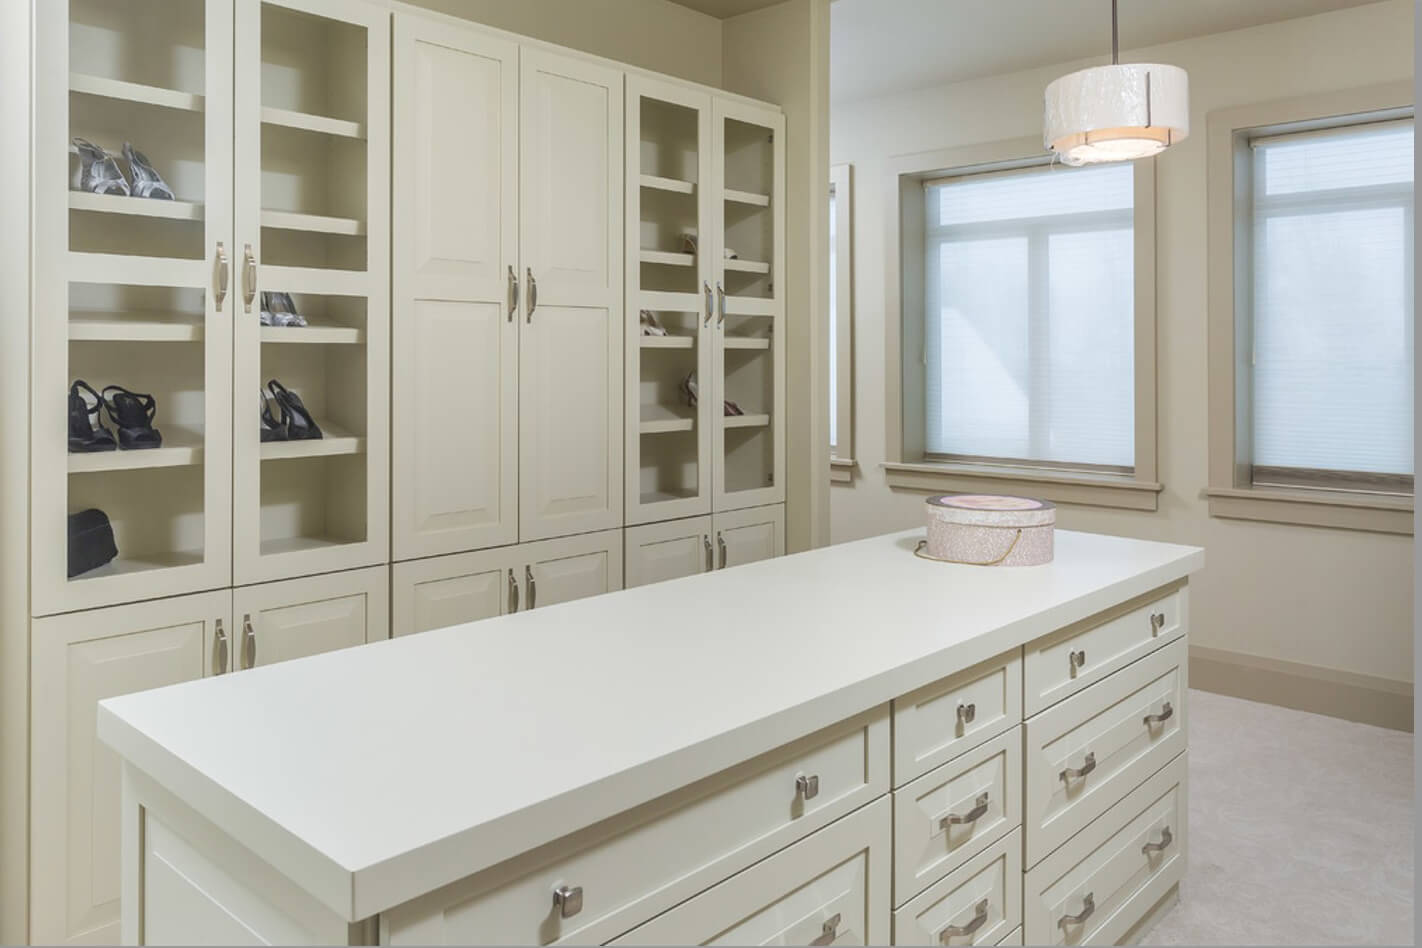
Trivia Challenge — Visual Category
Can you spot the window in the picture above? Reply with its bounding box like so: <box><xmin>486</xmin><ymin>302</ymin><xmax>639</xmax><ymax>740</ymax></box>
<box><xmin>923</xmin><ymin>162</ymin><xmax>1135</xmax><ymax>471</ymax></box>
<box><xmin>1206</xmin><ymin>83</ymin><xmax>1414</xmax><ymax>534</ymax></box>
<box><xmin>829</xmin><ymin>163</ymin><xmax>853</xmax><ymax>479</ymax></box>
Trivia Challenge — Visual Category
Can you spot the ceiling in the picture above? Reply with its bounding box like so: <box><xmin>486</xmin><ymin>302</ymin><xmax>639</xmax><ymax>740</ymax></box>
<box><xmin>667</xmin><ymin>0</ymin><xmax>789</xmax><ymax>17</ymax></box>
<box><xmin>832</xmin><ymin>0</ymin><xmax>1386</xmax><ymax>103</ymax></box>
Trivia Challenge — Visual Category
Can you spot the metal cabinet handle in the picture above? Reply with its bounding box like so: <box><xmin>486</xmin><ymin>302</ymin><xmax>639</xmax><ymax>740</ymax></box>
<box><xmin>508</xmin><ymin>265</ymin><xmax>518</xmax><ymax>322</ymax></box>
<box><xmin>526</xmin><ymin>267</ymin><xmax>537</xmax><ymax>322</ymax></box>
<box><xmin>956</xmin><ymin>702</ymin><xmax>976</xmax><ymax>726</ymax></box>
<box><xmin>715</xmin><ymin>281</ymin><xmax>726</xmax><ymax>327</ymax></box>
<box><xmin>941</xmin><ymin>898</ymin><xmax>989</xmax><ymax>941</ymax></box>
<box><xmin>526</xmin><ymin>565</ymin><xmax>537</xmax><ymax>610</ymax></box>
<box><xmin>240</xmin><ymin>614</ymin><xmax>256</xmax><ymax>670</ymax></box>
<box><xmin>1142</xmin><ymin>825</ymin><xmax>1174</xmax><ymax>855</ymax></box>
<box><xmin>810</xmin><ymin>912</ymin><xmax>841</xmax><ymax>946</ymax></box>
<box><xmin>703</xmin><ymin>535</ymin><xmax>713</xmax><ymax>572</ymax></box>
<box><xmin>552</xmin><ymin>883</ymin><xmax>583</xmax><ymax>919</ymax></box>
<box><xmin>215</xmin><ymin>242</ymin><xmax>229</xmax><ymax>311</ymax></box>
<box><xmin>1058</xmin><ymin>893</ymin><xmax>1095</xmax><ymax>930</ymax></box>
<box><xmin>508</xmin><ymin>569</ymin><xmax>519</xmax><ymax>613</ymax></box>
<box><xmin>213</xmin><ymin>618</ymin><xmax>229</xmax><ymax>675</ymax></box>
<box><xmin>717</xmin><ymin>532</ymin><xmax>727</xmax><ymax>569</ymax></box>
<box><xmin>1150</xmin><ymin>611</ymin><xmax>1166</xmax><ymax>635</ymax></box>
<box><xmin>1069</xmin><ymin>648</ymin><xmax>1086</xmax><ymax>673</ymax></box>
<box><xmin>1059</xmin><ymin>751</ymin><xmax>1096</xmax><ymax>783</ymax></box>
<box><xmin>795</xmin><ymin>773</ymin><xmax>819</xmax><ymax>800</ymax></box>
<box><xmin>939</xmin><ymin>791</ymin><xmax>989</xmax><ymax>830</ymax></box>
<box><xmin>1143</xmin><ymin>701</ymin><xmax>1174</xmax><ymax>727</ymax></box>
<box><xmin>241</xmin><ymin>243</ymin><xmax>257</xmax><ymax>313</ymax></box>
<box><xmin>703</xmin><ymin>281</ymin><xmax>714</xmax><ymax>327</ymax></box>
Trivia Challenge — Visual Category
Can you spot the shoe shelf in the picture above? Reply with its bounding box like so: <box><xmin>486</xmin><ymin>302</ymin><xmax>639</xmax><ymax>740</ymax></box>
<box><xmin>259</xmin><ymin>425</ymin><xmax>364</xmax><ymax>461</ymax></box>
<box><xmin>723</xmin><ymin>257</ymin><xmax>770</xmax><ymax>275</ymax></box>
<box><xmin>69</xmin><ymin>549</ymin><xmax>206</xmax><ymax>581</ymax></box>
<box><xmin>640</xmin><ymin>405</ymin><xmax>696</xmax><ymax>435</ymax></box>
<box><xmin>640</xmin><ymin>249</ymin><xmax>696</xmax><ymax>267</ymax></box>
<box><xmin>722</xmin><ymin>336</ymin><xmax>770</xmax><ymax>350</ymax></box>
<box><xmin>67</xmin><ymin>426</ymin><xmax>205</xmax><ymax>475</ymax></box>
<box><xmin>640</xmin><ymin>334</ymin><xmax>695</xmax><ymax>349</ymax></box>
<box><xmin>640</xmin><ymin>174</ymin><xmax>695</xmax><ymax>195</ymax></box>
<box><xmin>260</xmin><ymin>210</ymin><xmax>367</xmax><ymax>237</ymax></box>
<box><xmin>68</xmin><ymin>191</ymin><xmax>205</xmax><ymax>222</ymax></box>
<box><xmin>69</xmin><ymin>312</ymin><xmax>205</xmax><ymax>343</ymax></box>
<box><xmin>260</xmin><ymin>325</ymin><xmax>365</xmax><ymax>345</ymax></box>
<box><xmin>262</xmin><ymin>265</ymin><xmax>369</xmax><ymax>298</ymax></box>
<box><xmin>723</xmin><ymin>188</ymin><xmax>769</xmax><ymax>208</ymax></box>
<box><xmin>722</xmin><ymin>413</ymin><xmax>770</xmax><ymax>430</ymax></box>
<box><xmin>260</xmin><ymin>106</ymin><xmax>366</xmax><ymax>141</ymax></box>
<box><xmin>69</xmin><ymin>72</ymin><xmax>204</xmax><ymax>113</ymax></box>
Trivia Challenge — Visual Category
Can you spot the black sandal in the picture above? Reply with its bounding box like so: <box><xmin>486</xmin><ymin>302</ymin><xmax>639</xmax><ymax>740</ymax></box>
<box><xmin>68</xmin><ymin>380</ymin><xmax>117</xmax><ymax>453</ymax></box>
<box><xmin>101</xmin><ymin>385</ymin><xmax>163</xmax><ymax>450</ymax></box>
<box><xmin>259</xmin><ymin>391</ymin><xmax>287</xmax><ymax>442</ymax></box>
<box><xmin>266</xmin><ymin>379</ymin><xmax>322</xmax><ymax>440</ymax></box>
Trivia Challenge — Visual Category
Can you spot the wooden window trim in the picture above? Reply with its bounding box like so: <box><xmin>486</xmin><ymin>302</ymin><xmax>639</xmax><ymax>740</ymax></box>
<box><xmin>829</xmin><ymin>163</ymin><xmax>854</xmax><ymax>480</ymax></box>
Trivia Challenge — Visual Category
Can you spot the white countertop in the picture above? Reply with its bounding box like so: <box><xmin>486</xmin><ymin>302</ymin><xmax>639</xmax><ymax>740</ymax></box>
<box><xmin>99</xmin><ymin>528</ymin><xmax>1203</xmax><ymax>921</ymax></box>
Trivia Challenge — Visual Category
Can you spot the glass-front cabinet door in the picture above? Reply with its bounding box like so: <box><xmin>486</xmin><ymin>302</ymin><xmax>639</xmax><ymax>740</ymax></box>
<box><xmin>231</xmin><ymin>0</ymin><xmax>390</xmax><ymax>585</ymax></box>
<box><xmin>34</xmin><ymin>0</ymin><xmax>235</xmax><ymax>615</ymax></box>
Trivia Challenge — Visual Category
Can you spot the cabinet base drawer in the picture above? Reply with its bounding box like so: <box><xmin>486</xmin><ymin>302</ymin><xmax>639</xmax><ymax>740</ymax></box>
<box><xmin>893</xmin><ymin>649</ymin><xmax>1022</xmax><ymax>787</ymax></box>
<box><xmin>892</xmin><ymin>828</ymin><xmax>1021</xmax><ymax>946</ymax></box>
<box><xmin>1024</xmin><ymin>752</ymin><xmax>1187</xmax><ymax>946</ymax></box>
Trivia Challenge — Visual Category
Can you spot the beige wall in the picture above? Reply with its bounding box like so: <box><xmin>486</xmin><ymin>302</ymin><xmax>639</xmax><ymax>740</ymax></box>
<box><xmin>399</xmin><ymin>0</ymin><xmax>723</xmax><ymax>87</ymax></box>
<box><xmin>830</xmin><ymin>0</ymin><xmax>1415</xmax><ymax>687</ymax></box>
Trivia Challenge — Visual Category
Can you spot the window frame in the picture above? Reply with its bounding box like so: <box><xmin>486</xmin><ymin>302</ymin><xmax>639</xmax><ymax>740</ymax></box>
<box><xmin>829</xmin><ymin>163</ymin><xmax>855</xmax><ymax>482</ymax></box>
<box><xmin>882</xmin><ymin>136</ymin><xmax>1161</xmax><ymax>510</ymax></box>
<box><xmin>1205</xmin><ymin>82</ymin><xmax>1415</xmax><ymax>534</ymax></box>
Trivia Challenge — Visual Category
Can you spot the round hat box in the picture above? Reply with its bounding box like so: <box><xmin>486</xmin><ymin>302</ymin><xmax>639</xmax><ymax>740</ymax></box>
<box><xmin>916</xmin><ymin>494</ymin><xmax>1055</xmax><ymax>567</ymax></box>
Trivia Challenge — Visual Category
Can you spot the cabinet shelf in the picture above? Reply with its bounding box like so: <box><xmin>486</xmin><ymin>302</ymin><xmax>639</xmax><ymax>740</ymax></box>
<box><xmin>261</xmin><ymin>106</ymin><xmax>367</xmax><ymax>140</ymax></box>
<box><xmin>259</xmin><ymin>325</ymin><xmax>365</xmax><ymax>345</ymax></box>
<box><xmin>641</xmin><ymin>249</ymin><xmax>695</xmax><ymax>267</ymax></box>
<box><xmin>640</xmin><ymin>405</ymin><xmax>696</xmax><ymax>434</ymax></box>
<box><xmin>69</xmin><ymin>550</ymin><xmax>205</xmax><ymax>581</ymax></box>
<box><xmin>69</xmin><ymin>191</ymin><xmax>204</xmax><ymax>221</ymax></box>
<box><xmin>640</xmin><ymin>334</ymin><xmax>695</xmax><ymax>349</ymax></box>
<box><xmin>640</xmin><ymin>174</ymin><xmax>695</xmax><ymax>195</ymax></box>
<box><xmin>69</xmin><ymin>313</ymin><xmax>204</xmax><ymax>342</ymax></box>
<box><xmin>723</xmin><ymin>336</ymin><xmax>770</xmax><ymax>350</ymax></box>
<box><xmin>68</xmin><ymin>426</ymin><xmax>205</xmax><ymax>474</ymax></box>
<box><xmin>261</xmin><ymin>210</ymin><xmax>367</xmax><ymax>237</ymax></box>
<box><xmin>640</xmin><ymin>487</ymin><xmax>698</xmax><ymax>506</ymax></box>
<box><xmin>69</xmin><ymin>73</ymin><xmax>204</xmax><ymax>112</ymax></box>
<box><xmin>723</xmin><ymin>258</ymin><xmax>770</xmax><ymax>275</ymax></box>
<box><xmin>261</xmin><ymin>265</ymin><xmax>368</xmax><ymax>298</ymax></box>
<box><xmin>260</xmin><ymin>426</ymin><xmax>365</xmax><ymax>461</ymax></box>
<box><xmin>258</xmin><ymin>535</ymin><xmax>354</xmax><ymax>558</ymax></box>
<box><xmin>723</xmin><ymin>188</ymin><xmax>770</xmax><ymax>207</ymax></box>
<box><xmin>723</xmin><ymin>413</ymin><xmax>770</xmax><ymax>429</ymax></box>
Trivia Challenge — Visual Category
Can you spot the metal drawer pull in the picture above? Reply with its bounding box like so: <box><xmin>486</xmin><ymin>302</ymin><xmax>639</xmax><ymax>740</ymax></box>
<box><xmin>240</xmin><ymin>614</ymin><xmax>256</xmax><ymax>670</ymax></box>
<box><xmin>1150</xmin><ymin>611</ymin><xmax>1166</xmax><ymax>635</ymax></box>
<box><xmin>810</xmin><ymin>912</ymin><xmax>841</xmax><ymax>946</ymax></box>
<box><xmin>1143</xmin><ymin>701</ymin><xmax>1174</xmax><ymax>727</ymax></box>
<box><xmin>718</xmin><ymin>532</ymin><xmax>727</xmax><ymax>569</ymax></box>
<box><xmin>215</xmin><ymin>242</ymin><xmax>229</xmax><ymax>311</ymax></box>
<box><xmin>526</xmin><ymin>267</ymin><xmax>537</xmax><ymax>322</ymax></box>
<box><xmin>940</xmin><ymin>791</ymin><xmax>989</xmax><ymax>829</ymax></box>
<box><xmin>526</xmin><ymin>565</ymin><xmax>537</xmax><ymax>610</ymax></box>
<box><xmin>795</xmin><ymin>773</ymin><xmax>820</xmax><ymax>800</ymax></box>
<box><xmin>1069</xmin><ymin>649</ymin><xmax>1086</xmax><ymax>672</ymax></box>
<box><xmin>941</xmin><ymin>899</ymin><xmax>989</xmax><ymax>941</ymax></box>
<box><xmin>242</xmin><ymin>243</ymin><xmax>257</xmax><ymax>313</ymax></box>
<box><xmin>552</xmin><ymin>883</ymin><xmax>583</xmax><ymax>919</ymax></box>
<box><xmin>703</xmin><ymin>281</ymin><xmax>714</xmax><ymax>326</ymax></box>
<box><xmin>1059</xmin><ymin>751</ymin><xmax>1096</xmax><ymax>783</ymax></box>
<box><xmin>1058</xmin><ymin>893</ymin><xmax>1095</xmax><ymax>930</ymax></box>
<box><xmin>1142</xmin><ymin>826</ymin><xmax>1174</xmax><ymax>855</ymax></box>
<box><xmin>956</xmin><ymin>701</ymin><xmax>975</xmax><ymax>726</ymax></box>
<box><xmin>715</xmin><ymin>281</ymin><xmax>726</xmax><ymax>327</ymax></box>
<box><xmin>703</xmin><ymin>535</ymin><xmax>713</xmax><ymax>572</ymax></box>
<box><xmin>507</xmin><ymin>265</ymin><xmax>518</xmax><ymax>322</ymax></box>
<box><xmin>213</xmin><ymin>619</ymin><xmax>229</xmax><ymax>675</ymax></box>
<box><xmin>507</xmin><ymin>569</ymin><xmax>519</xmax><ymax>613</ymax></box>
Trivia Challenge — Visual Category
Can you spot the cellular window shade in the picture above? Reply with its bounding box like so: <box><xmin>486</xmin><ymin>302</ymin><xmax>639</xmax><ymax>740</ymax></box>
<box><xmin>923</xmin><ymin>162</ymin><xmax>1134</xmax><ymax>468</ymax></box>
<box><xmin>1250</xmin><ymin>121</ymin><xmax>1414</xmax><ymax>479</ymax></box>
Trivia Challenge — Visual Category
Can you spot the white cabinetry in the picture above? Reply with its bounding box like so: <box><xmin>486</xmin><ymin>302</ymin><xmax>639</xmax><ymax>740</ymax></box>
<box><xmin>624</xmin><ymin>504</ymin><xmax>784</xmax><ymax>587</ymax></box>
<box><xmin>232</xmin><ymin>566</ymin><xmax>389</xmax><ymax>669</ymax></box>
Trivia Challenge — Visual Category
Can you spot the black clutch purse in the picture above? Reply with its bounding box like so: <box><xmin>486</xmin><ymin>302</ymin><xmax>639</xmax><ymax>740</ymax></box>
<box><xmin>67</xmin><ymin>508</ymin><xmax>118</xmax><ymax>578</ymax></box>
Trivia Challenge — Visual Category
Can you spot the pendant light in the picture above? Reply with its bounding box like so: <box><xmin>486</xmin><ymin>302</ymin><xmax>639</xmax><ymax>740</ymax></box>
<box><xmin>1044</xmin><ymin>0</ymin><xmax>1188</xmax><ymax>165</ymax></box>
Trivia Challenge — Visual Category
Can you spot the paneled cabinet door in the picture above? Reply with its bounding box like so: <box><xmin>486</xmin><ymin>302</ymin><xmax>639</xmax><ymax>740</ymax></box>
<box><xmin>30</xmin><ymin>591</ymin><xmax>228</xmax><ymax>946</ymax></box>
<box><xmin>519</xmin><ymin>48</ymin><xmax>625</xmax><ymax>541</ymax></box>
<box><xmin>519</xmin><ymin>529</ymin><xmax>624</xmax><ymax>610</ymax></box>
<box><xmin>625</xmin><ymin>516</ymin><xmax>713</xmax><ymax>588</ymax></box>
<box><xmin>392</xmin><ymin>15</ymin><xmax>519</xmax><ymax>560</ymax></box>
<box><xmin>713</xmin><ymin>503</ymin><xmax>784</xmax><ymax>571</ymax></box>
<box><xmin>391</xmin><ymin>547</ymin><xmax>513</xmax><ymax>637</ymax></box>
<box><xmin>231</xmin><ymin>566</ymin><xmax>389</xmax><ymax>669</ymax></box>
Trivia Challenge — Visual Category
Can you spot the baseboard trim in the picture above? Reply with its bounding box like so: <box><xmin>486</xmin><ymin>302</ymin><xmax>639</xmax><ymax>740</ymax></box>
<box><xmin>1190</xmin><ymin>645</ymin><xmax>1413</xmax><ymax>732</ymax></box>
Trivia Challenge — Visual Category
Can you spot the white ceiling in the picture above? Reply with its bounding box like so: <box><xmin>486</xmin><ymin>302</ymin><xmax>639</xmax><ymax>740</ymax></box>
<box><xmin>832</xmin><ymin>0</ymin><xmax>1386</xmax><ymax>103</ymax></box>
<box><xmin>667</xmin><ymin>0</ymin><xmax>790</xmax><ymax>18</ymax></box>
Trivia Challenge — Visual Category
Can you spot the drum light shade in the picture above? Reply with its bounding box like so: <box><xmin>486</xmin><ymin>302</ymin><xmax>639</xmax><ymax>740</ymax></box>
<box><xmin>1044</xmin><ymin>63</ymin><xmax>1189</xmax><ymax>166</ymax></box>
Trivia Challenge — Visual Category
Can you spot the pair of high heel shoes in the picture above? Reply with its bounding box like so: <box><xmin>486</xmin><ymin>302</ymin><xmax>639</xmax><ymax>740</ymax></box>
<box><xmin>259</xmin><ymin>380</ymin><xmax>322</xmax><ymax>442</ymax></box>
<box><xmin>69</xmin><ymin>381</ymin><xmax>163</xmax><ymax>452</ymax></box>
<box><xmin>679</xmin><ymin>372</ymin><xmax>744</xmax><ymax>417</ymax></box>
<box><xmin>72</xmin><ymin>138</ymin><xmax>174</xmax><ymax>200</ymax></box>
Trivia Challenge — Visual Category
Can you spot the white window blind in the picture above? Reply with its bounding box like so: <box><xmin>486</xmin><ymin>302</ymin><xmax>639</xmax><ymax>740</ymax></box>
<box><xmin>1250</xmin><ymin>120</ymin><xmax>1414</xmax><ymax>481</ymax></box>
<box><xmin>923</xmin><ymin>162</ymin><xmax>1135</xmax><ymax>469</ymax></box>
<box><xmin>829</xmin><ymin>186</ymin><xmax>838</xmax><ymax>450</ymax></box>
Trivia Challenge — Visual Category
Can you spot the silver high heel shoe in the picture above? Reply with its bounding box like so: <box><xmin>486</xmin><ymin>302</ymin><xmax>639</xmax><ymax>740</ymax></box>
<box><xmin>123</xmin><ymin>143</ymin><xmax>175</xmax><ymax>200</ymax></box>
<box><xmin>72</xmin><ymin>138</ymin><xmax>129</xmax><ymax>196</ymax></box>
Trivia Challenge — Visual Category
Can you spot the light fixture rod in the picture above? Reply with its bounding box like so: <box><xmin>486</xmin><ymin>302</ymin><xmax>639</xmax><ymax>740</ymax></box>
<box><xmin>1111</xmin><ymin>0</ymin><xmax>1119</xmax><ymax>64</ymax></box>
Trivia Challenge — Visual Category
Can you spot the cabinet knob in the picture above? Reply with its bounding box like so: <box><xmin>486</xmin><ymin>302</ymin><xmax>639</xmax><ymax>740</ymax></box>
<box><xmin>1069</xmin><ymin>649</ymin><xmax>1086</xmax><ymax>673</ymax></box>
<box><xmin>956</xmin><ymin>701</ymin><xmax>976</xmax><ymax>726</ymax></box>
<box><xmin>240</xmin><ymin>614</ymin><xmax>256</xmax><ymax>670</ymax></box>
<box><xmin>940</xmin><ymin>898</ymin><xmax>989</xmax><ymax>941</ymax></box>
<box><xmin>703</xmin><ymin>535</ymin><xmax>713</xmax><ymax>572</ymax></box>
<box><xmin>717</xmin><ymin>532</ymin><xmax>727</xmax><ymax>569</ymax></box>
<box><xmin>810</xmin><ymin>912</ymin><xmax>841</xmax><ymax>946</ymax></box>
<box><xmin>552</xmin><ymin>883</ymin><xmax>582</xmax><ymax>919</ymax></box>
<box><xmin>795</xmin><ymin>773</ymin><xmax>820</xmax><ymax>801</ymax></box>
<box><xmin>526</xmin><ymin>267</ymin><xmax>537</xmax><ymax>323</ymax></box>
<box><xmin>715</xmin><ymin>281</ymin><xmax>726</xmax><ymax>327</ymax></box>
<box><xmin>1057</xmin><ymin>892</ymin><xmax>1095</xmax><ymax>931</ymax></box>
<box><xmin>1059</xmin><ymin>751</ymin><xmax>1096</xmax><ymax>783</ymax></box>
<box><xmin>526</xmin><ymin>565</ymin><xmax>537</xmax><ymax>610</ymax></box>
<box><xmin>1150</xmin><ymin>612</ymin><xmax>1166</xmax><ymax>635</ymax></box>
<box><xmin>507</xmin><ymin>265</ymin><xmax>519</xmax><ymax>322</ymax></box>
<box><xmin>939</xmin><ymin>791</ymin><xmax>989</xmax><ymax>830</ymax></box>
<box><xmin>703</xmin><ymin>281</ymin><xmax>714</xmax><ymax>327</ymax></box>
<box><xmin>507</xmin><ymin>569</ymin><xmax>519</xmax><ymax>613</ymax></box>
<box><xmin>241</xmin><ymin>243</ymin><xmax>257</xmax><ymax>313</ymax></box>
<box><xmin>214</xmin><ymin>242</ymin><xmax>229</xmax><ymax>312</ymax></box>
<box><xmin>1143</xmin><ymin>701</ymin><xmax>1174</xmax><ymax>727</ymax></box>
<box><xmin>213</xmin><ymin>619</ymin><xmax>229</xmax><ymax>675</ymax></box>
<box><xmin>1142</xmin><ymin>825</ymin><xmax>1174</xmax><ymax>855</ymax></box>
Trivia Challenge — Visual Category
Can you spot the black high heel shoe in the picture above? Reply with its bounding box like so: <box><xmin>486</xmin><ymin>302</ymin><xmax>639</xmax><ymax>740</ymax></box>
<box><xmin>259</xmin><ymin>391</ymin><xmax>287</xmax><ymax>442</ymax></box>
<box><xmin>68</xmin><ymin>380</ymin><xmax>117</xmax><ymax>453</ymax></box>
<box><xmin>101</xmin><ymin>385</ymin><xmax>163</xmax><ymax>450</ymax></box>
<box><xmin>266</xmin><ymin>380</ymin><xmax>322</xmax><ymax>441</ymax></box>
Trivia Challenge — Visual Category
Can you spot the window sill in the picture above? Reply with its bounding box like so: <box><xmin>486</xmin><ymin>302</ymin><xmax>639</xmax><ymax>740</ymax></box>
<box><xmin>882</xmin><ymin>460</ymin><xmax>1162</xmax><ymax>511</ymax></box>
<box><xmin>829</xmin><ymin>457</ymin><xmax>855</xmax><ymax>484</ymax></box>
<box><xmin>1204</xmin><ymin>485</ymin><xmax>1413</xmax><ymax>535</ymax></box>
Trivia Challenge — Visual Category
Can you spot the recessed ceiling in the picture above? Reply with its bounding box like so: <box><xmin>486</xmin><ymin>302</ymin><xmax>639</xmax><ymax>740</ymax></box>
<box><xmin>832</xmin><ymin>0</ymin><xmax>1388</xmax><ymax>103</ymax></box>
<box><xmin>667</xmin><ymin>0</ymin><xmax>792</xmax><ymax>18</ymax></box>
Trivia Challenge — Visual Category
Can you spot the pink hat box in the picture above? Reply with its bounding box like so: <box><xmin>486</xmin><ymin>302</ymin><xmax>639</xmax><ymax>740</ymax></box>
<box><xmin>915</xmin><ymin>494</ymin><xmax>1055</xmax><ymax>567</ymax></box>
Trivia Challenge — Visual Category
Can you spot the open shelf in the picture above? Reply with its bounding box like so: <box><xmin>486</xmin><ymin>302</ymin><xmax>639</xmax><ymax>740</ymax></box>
<box><xmin>68</xmin><ymin>425</ymin><xmax>205</xmax><ymax>474</ymax></box>
<box><xmin>260</xmin><ymin>325</ymin><xmax>365</xmax><ymax>345</ymax></box>
<box><xmin>723</xmin><ymin>336</ymin><xmax>770</xmax><ymax>350</ymax></box>
<box><xmin>640</xmin><ymin>405</ymin><xmax>696</xmax><ymax>435</ymax></box>
<box><xmin>69</xmin><ymin>312</ymin><xmax>204</xmax><ymax>342</ymax></box>
<box><xmin>640</xmin><ymin>334</ymin><xmax>695</xmax><ymax>349</ymax></box>
<box><xmin>723</xmin><ymin>257</ymin><xmax>771</xmax><ymax>275</ymax></box>
<box><xmin>70</xmin><ymin>72</ymin><xmax>204</xmax><ymax>113</ymax></box>
<box><xmin>723</xmin><ymin>188</ymin><xmax>770</xmax><ymax>207</ymax></box>
<box><xmin>641</xmin><ymin>174</ymin><xmax>695</xmax><ymax>195</ymax></box>
<box><xmin>723</xmin><ymin>413</ymin><xmax>771</xmax><ymax>429</ymax></box>
<box><xmin>70</xmin><ymin>549</ymin><xmax>205</xmax><ymax>582</ymax></box>
<box><xmin>261</xmin><ymin>209</ymin><xmax>367</xmax><ymax>237</ymax></box>
<box><xmin>261</xmin><ymin>106</ymin><xmax>366</xmax><ymax>141</ymax></box>
<box><xmin>260</xmin><ymin>425</ymin><xmax>365</xmax><ymax>461</ymax></box>
<box><xmin>69</xmin><ymin>191</ymin><xmax>204</xmax><ymax>221</ymax></box>
<box><xmin>641</xmin><ymin>249</ymin><xmax>695</xmax><ymax>268</ymax></box>
<box><xmin>640</xmin><ymin>487</ymin><xmax>698</xmax><ymax>506</ymax></box>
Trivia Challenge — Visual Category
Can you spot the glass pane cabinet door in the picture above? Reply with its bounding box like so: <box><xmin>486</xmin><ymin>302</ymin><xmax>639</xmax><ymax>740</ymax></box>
<box><xmin>712</xmin><ymin>100</ymin><xmax>785</xmax><ymax>512</ymax></box>
<box><xmin>626</xmin><ymin>78</ymin><xmax>714</xmax><ymax>525</ymax></box>
<box><xmin>232</xmin><ymin>0</ymin><xmax>390</xmax><ymax>585</ymax></box>
<box><xmin>33</xmin><ymin>0</ymin><xmax>235</xmax><ymax>615</ymax></box>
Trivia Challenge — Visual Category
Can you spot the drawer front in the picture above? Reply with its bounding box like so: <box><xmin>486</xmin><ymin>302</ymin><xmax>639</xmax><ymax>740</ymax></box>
<box><xmin>611</xmin><ymin>796</ymin><xmax>891</xmax><ymax>946</ymax></box>
<box><xmin>1024</xmin><ymin>585</ymin><xmax>1185</xmax><ymax>716</ymax></box>
<box><xmin>893</xmin><ymin>649</ymin><xmax>1022</xmax><ymax>786</ymax></box>
<box><xmin>996</xmin><ymin>927</ymin><xmax>1023</xmax><ymax>946</ymax></box>
<box><xmin>1024</xmin><ymin>753</ymin><xmax>1186</xmax><ymax>946</ymax></box>
<box><xmin>893</xmin><ymin>727</ymin><xmax>1021</xmax><ymax>905</ymax></box>
<box><xmin>892</xmin><ymin>828</ymin><xmax>1022</xmax><ymax>946</ymax></box>
<box><xmin>1025</xmin><ymin>639</ymin><xmax>1186</xmax><ymax>866</ymax></box>
<box><xmin>382</xmin><ymin>707</ymin><xmax>890</xmax><ymax>945</ymax></box>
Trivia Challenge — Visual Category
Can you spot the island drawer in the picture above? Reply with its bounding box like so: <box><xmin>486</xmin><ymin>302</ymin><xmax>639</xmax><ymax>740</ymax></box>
<box><xmin>892</xmin><ymin>726</ymin><xmax>1021</xmax><ymax>905</ymax></box>
<box><xmin>996</xmin><ymin>926</ymin><xmax>1023</xmax><ymax>945</ymax></box>
<box><xmin>610</xmin><ymin>796</ymin><xmax>891</xmax><ymax>945</ymax></box>
<box><xmin>1024</xmin><ymin>639</ymin><xmax>1186</xmax><ymax>866</ymax></box>
<box><xmin>892</xmin><ymin>649</ymin><xmax>1021</xmax><ymax>787</ymax></box>
<box><xmin>380</xmin><ymin>706</ymin><xmax>889</xmax><ymax>946</ymax></box>
<box><xmin>1024</xmin><ymin>753</ymin><xmax>1186</xmax><ymax>946</ymax></box>
<box><xmin>1023</xmin><ymin>584</ymin><xmax>1185</xmax><ymax>716</ymax></box>
<box><xmin>891</xmin><ymin>828</ymin><xmax>1021</xmax><ymax>946</ymax></box>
